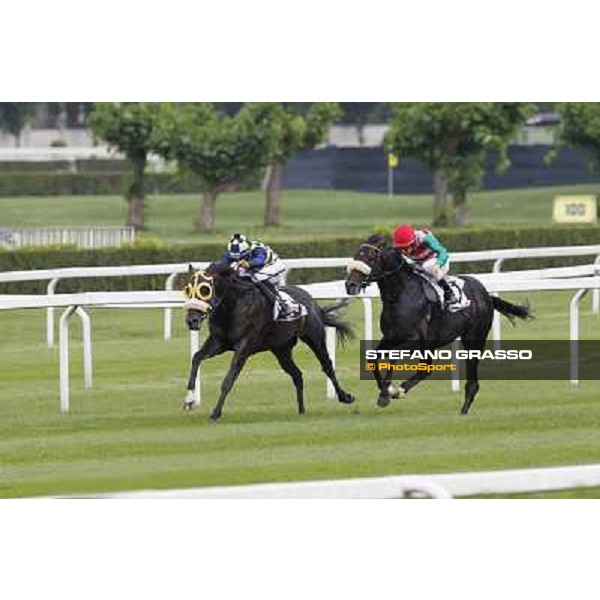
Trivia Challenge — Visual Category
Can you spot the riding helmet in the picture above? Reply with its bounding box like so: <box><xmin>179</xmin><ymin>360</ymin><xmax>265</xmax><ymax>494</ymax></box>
<box><xmin>393</xmin><ymin>225</ymin><xmax>416</xmax><ymax>248</ymax></box>
<box><xmin>228</xmin><ymin>233</ymin><xmax>251</xmax><ymax>259</ymax></box>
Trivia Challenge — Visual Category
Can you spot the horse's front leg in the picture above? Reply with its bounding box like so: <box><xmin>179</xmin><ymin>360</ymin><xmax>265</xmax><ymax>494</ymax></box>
<box><xmin>377</xmin><ymin>337</ymin><xmax>421</xmax><ymax>408</ymax></box>
<box><xmin>372</xmin><ymin>337</ymin><xmax>394</xmax><ymax>395</ymax></box>
<box><xmin>183</xmin><ymin>335</ymin><xmax>226</xmax><ymax>411</ymax></box>
<box><xmin>209</xmin><ymin>348</ymin><xmax>250</xmax><ymax>422</ymax></box>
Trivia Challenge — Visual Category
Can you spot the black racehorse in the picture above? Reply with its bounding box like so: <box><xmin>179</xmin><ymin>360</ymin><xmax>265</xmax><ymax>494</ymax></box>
<box><xmin>182</xmin><ymin>262</ymin><xmax>355</xmax><ymax>421</ymax></box>
<box><xmin>345</xmin><ymin>234</ymin><xmax>531</xmax><ymax>414</ymax></box>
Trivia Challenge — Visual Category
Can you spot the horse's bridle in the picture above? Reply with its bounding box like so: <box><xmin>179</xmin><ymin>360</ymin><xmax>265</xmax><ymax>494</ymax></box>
<box><xmin>183</xmin><ymin>270</ymin><xmax>222</xmax><ymax>314</ymax></box>
<box><xmin>348</xmin><ymin>243</ymin><xmax>403</xmax><ymax>288</ymax></box>
<box><xmin>183</xmin><ymin>268</ymin><xmax>256</xmax><ymax>315</ymax></box>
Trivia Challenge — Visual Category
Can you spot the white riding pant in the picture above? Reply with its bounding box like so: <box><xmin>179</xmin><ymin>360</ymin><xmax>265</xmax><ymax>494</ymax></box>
<box><xmin>246</xmin><ymin>258</ymin><xmax>287</xmax><ymax>286</ymax></box>
<box><xmin>418</xmin><ymin>257</ymin><xmax>450</xmax><ymax>281</ymax></box>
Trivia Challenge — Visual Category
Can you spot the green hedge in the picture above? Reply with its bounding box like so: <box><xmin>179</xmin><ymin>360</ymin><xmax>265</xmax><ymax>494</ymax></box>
<box><xmin>0</xmin><ymin>172</ymin><xmax>207</xmax><ymax>197</ymax></box>
<box><xmin>1</xmin><ymin>225</ymin><xmax>599</xmax><ymax>294</ymax></box>
<box><xmin>0</xmin><ymin>159</ymin><xmax>129</xmax><ymax>174</ymax></box>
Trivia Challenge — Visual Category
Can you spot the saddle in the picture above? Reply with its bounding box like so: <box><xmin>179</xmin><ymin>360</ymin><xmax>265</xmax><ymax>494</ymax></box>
<box><xmin>249</xmin><ymin>276</ymin><xmax>307</xmax><ymax>322</ymax></box>
<box><xmin>273</xmin><ymin>290</ymin><xmax>308</xmax><ymax>322</ymax></box>
<box><xmin>414</xmin><ymin>272</ymin><xmax>471</xmax><ymax>313</ymax></box>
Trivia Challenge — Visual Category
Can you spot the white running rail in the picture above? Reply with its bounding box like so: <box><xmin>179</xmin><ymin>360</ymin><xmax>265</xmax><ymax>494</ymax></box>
<box><xmin>1</xmin><ymin>244</ymin><xmax>600</xmax><ymax>348</ymax></box>
<box><xmin>53</xmin><ymin>463</ymin><xmax>600</xmax><ymax>499</ymax></box>
<box><xmin>0</xmin><ymin>226</ymin><xmax>135</xmax><ymax>249</ymax></box>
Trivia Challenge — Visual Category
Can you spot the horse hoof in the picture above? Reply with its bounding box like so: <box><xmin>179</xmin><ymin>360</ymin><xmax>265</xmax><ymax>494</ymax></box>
<box><xmin>339</xmin><ymin>393</ymin><xmax>355</xmax><ymax>405</ymax></box>
<box><xmin>387</xmin><ymin>384</ymin><xmax>406</xmax><ymax>400</ymax></box>
<box><xmin>377</xmin><ymin>394</ymin><xmax>391</xmax><ymax>408</ymax></box>
<box><xmin>208</xmin><ymin>413</ymin><xmax>220</xmax><ymax>423</ymax></box>
<box><xmin>183</xmin><ymin>391</ymin><xmax>199</xmax><ymax>411</ymax></box>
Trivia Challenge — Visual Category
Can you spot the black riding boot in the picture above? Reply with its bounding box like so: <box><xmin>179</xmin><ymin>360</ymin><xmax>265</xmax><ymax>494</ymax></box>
<box><xmin>254</xmin><ymin>279</ymin><xmax>279</xmax><ymax>307</ymax></box>
<box><xmin>438</xmin><ymin>278</ymin><xmax>456</xmax><ymax>309</ymax></box>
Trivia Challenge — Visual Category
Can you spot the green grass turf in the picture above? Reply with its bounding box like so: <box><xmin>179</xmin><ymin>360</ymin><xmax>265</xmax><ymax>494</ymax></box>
<box><xmin>1</xmin><ymin>290</ymin><xmax>599</xmax><ymax>498</ymax></box>
<box><xmin>1</xmin><ymin>184</ymin><xmax>599</xmax><ymax>245</ymax></box>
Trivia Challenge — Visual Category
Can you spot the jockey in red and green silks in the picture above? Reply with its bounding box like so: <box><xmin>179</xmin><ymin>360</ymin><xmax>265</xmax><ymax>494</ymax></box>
<box><xmin>393</xmin><ymin>224</ymin><xmax>456</xmax><ymax>307</ymax></box>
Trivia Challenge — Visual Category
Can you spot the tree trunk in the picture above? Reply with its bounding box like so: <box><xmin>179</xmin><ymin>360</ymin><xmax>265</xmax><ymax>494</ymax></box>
<box><xmin>453</xmin><ymin>190</ymin><xmax>469</xmax><ymax>226</ymax></box>
<box><xmin>126</xmin><ymin>196</ymin><xmax>145</xmax><ymax>230</ymax></box>
<box><xmin>264</xmin><ymin>161</ymin><xmax>284</xmax><ymax>226</ymax></box>
<box><xmin>432</xmin><ymin>169</ymin><xmax>449</xmax><ymax>226</ymax></box>
<box><xmin>197</xmin><ymin>189</ymin><xmax>217</xmax><ymax>231</ymax></box>
<box><xmin>125</xmin><ymin>156</ymin><xmax>146</xmax><ymax>230</ymax></box>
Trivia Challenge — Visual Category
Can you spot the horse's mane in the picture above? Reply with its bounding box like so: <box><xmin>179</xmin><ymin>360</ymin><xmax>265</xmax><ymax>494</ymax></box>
<box><xmin>363</xmin><ymin>233</ymin><xmax>410</xmax><ymax>272</ymax></box>
<box><xmin>365</xmin><ymin>233</ymin><xmax>388</xmax><ymax>248</ymax></box>
<box><xmin>205</xmin><ymin>261</ymin><xmax>256</xmax><ymax>291</ymax></box>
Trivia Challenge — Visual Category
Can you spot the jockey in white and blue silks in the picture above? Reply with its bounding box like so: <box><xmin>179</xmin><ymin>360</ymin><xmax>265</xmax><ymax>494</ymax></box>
<box><xmin>222</xmin><ymin>233</ymin><xmax>299</xmax><ymax>320</ymax></box>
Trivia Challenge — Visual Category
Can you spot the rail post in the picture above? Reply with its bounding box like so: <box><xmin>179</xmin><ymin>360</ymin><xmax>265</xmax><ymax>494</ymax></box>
<box><xmin>361</xmin><ymin>297</ymin><xmax>373</xmax><ymax>341</ymax></box>
<box><xmin>47</xmin><ymin>277</ymin><xmax>60</xmax><ymax>348</ymax></box>
<box><xmin>75</xmin><ymin>307</ymin><xmax>93</xmax><ymax>389</ymax></box>
<box><xmin>164</xmin><ymin>271</ymin><xmax>179</xmax><ymax>340</ymax></box>
<box><xmin>570</xmin><ymin>288</ymin><xmax>588</xmax><ymax>385</ymax></box>
<box><xmin>491</xmin><ymin>258</ymin><xmax>504</xmax><ymax>350</ymax></box>
<box><xmin>451</xmin><ymin>338</ymin><xmax>461</xmax><ymax>393</ymax></box>
<box><xmin>59</xmin><ymin>305</ymin><xmax>78</xmax><ymax>414</ymax></box>
<box><xmin>592</xmin><ymin>255</ymin><xmax>600</xmax><ymax>314</ymax></box>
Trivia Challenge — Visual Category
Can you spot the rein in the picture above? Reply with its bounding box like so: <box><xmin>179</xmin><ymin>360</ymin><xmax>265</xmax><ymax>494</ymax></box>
<box><xmin>352</xmin><ymin>243</ymin><xmax>404</xmax><ymax>287</ymax></box>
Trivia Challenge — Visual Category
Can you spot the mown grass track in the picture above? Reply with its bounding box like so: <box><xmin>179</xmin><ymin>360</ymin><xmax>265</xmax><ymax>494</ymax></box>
<box><xmin>1</xmin><ymin>291</ymin><xmax>599</xmax><ymax>498</ymax></box>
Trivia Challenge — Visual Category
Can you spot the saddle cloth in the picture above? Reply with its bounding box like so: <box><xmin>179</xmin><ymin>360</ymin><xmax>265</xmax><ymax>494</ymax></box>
<box><xmin>415</xmin><ymin>272</ymin><xmax>471</xmax><ymax>313</ymax></box>
<box><xmin>273</xmin><ymin>291</ymin><xmax>308</xmax><ymax>322</ymax></box>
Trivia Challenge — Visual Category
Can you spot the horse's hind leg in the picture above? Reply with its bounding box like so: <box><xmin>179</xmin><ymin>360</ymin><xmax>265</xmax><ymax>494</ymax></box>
<box><xmin>210</xmin><ymin>349</ymin><xmax>250</xmax><ymax>421</ymax></box>
<box><xmin>302</xmin><ymin>334</ymin><xmax>355</xmax><ymax>405</ymax></box>
<box><xmin>398</xmin><ymin>357</ymin><xmax>434</xmax><ymax>395</ymax></box>
<box><xmin>272</xmin><ymin>345</ymin><xmax>305</xmax><ymax>415</ymax></box>
<box><xmin>460</xmin><ymin>337</ymin><xmax>484</xmax><ymax>415</ymax></box>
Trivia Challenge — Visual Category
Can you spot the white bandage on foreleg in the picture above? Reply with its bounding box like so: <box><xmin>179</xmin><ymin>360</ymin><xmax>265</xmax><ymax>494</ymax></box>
<box><xmin>346</xmin><ymin>260</ymin><xmax>372</xmax><ymax>275</ymax></box>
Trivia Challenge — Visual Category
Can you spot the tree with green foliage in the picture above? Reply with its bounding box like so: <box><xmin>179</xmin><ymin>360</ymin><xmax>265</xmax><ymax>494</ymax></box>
<box><xmin>262</xmin><ymin>103</ymin><xmax>341</xmax><ymax>226</ymax></box>
<box><xmin>385</xmin><ymin>103</ymin><xmax>533</xmax><ymax>225</ymax></box>
<box><xmin>552</xmin><ymin>103</ymin><xmax>600</xmax><ymax>171</ymax></box>
<box><xmin>89</xmin><ymin>102</ymin><xmax>167</xmax><ymax>230</ymax></box>
<box><xmin>0</xmin><ymin>103</ymin><xmax>38</xmax><ymax>146</ymax></box>
<box><xmin>161</xmin><ymin>103</ymin><xmax>278</xmax><ymax>231</ymax></box>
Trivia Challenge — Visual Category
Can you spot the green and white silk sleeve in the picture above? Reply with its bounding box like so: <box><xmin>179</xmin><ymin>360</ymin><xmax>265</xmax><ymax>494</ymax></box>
<box><xmin>424</xmin><ymin>232</ymin><xmax>449</xmax><ymax>266</ymax></box>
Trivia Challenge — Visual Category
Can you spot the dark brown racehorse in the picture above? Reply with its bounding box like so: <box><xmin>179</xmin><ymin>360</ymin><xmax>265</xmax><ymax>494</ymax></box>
<box><xmin>345</xmin><ymin>234</ymin><xmax>531</xmax><ymax>414</ymax></box>
<box><xmin>183</xmin><ymin>262</ymin><xmax>355</xmax><ymax>421</ymax></box>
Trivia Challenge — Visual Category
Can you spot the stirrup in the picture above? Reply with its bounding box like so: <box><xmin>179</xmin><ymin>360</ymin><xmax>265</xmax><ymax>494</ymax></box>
<box><xmin>443</xmin><ymin>293</ymin><xmax>456</xmax><ymax>310</ymax></box>
<box><xmin>275</xmin><ymin>302</ymin><xmax>301</xmax><ymax>321</ymax></box>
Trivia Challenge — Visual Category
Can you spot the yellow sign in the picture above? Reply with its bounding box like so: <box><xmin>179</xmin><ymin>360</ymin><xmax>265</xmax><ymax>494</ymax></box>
<box><xmin>553</xmin><ymin>196</ymin><xmax>597</xmax><ymax>223</ymax></box>
<box><xmin>388</xmin><ymin>153</ymin><xmax>399</xmax><ymax>169</ymax></box>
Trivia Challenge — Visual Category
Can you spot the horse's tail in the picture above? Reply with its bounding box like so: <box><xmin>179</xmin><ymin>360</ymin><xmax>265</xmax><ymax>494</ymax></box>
<box><xmin>321</xmin><ymin>300</ymin><xmax>355</xmax><ymax>345</ymax></box>
<box><xmin>492</xmin><ymin>296</ymin><xmax>532</xmax><ymax>325</ymax></box>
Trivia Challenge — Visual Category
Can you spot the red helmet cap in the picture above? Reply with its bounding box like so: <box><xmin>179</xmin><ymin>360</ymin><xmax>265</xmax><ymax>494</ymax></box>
<box><xmin>393</xmin><ymin>225</ymin><xmax>416</xmax><ymax>248</ymax></box>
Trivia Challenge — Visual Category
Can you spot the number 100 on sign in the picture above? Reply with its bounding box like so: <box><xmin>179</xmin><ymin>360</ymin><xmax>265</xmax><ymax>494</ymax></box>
<box><xmin>553</xmin><ymin>196</ymin><xmax>597</xmax><ymax>223</ymax></box>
